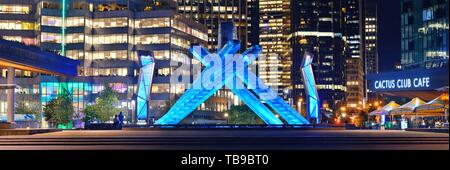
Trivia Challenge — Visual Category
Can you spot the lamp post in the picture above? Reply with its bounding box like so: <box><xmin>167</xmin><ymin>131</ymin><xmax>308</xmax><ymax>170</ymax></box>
<box><xmin>224</xmin><ymin>112</ymin><xmax>229</xmax><ymax>124</ymax></box>
<box><xmin>297</xmin><ymin>98</ymin><xmax>303</xmax><ymax>114</ymax></box>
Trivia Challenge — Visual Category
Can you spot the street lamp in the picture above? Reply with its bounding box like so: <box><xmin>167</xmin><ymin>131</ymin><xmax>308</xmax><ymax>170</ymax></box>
<box><xmin>297</xmin><ymin>98</ymin><xmax>303</xmax><ymax>114</ymax></box>
<box><xmin>224</xmin><ymin>112</ymin><xmax>229</xmax><ymax>124</ymax></box>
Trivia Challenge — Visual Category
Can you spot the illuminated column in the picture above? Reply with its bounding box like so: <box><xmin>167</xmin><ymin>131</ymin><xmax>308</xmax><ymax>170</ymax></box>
<box><xmin>61</xmin><ymin>0</ymin><xmax>66</xmax><ymax>55</ymax></box>
<box><xmin>6</xmin><ymin>67</ymin><xmax>15</xmax><ymax>123</ymax></box>
<box><xmin>136</xmin><ymin>52</ymin><xmax>155</xmax><ymax>124</ymax></box>
<box><xmin>301</xmin><ymin>52</ymin><xmax>320</xmax><ymax>124</ymax></box>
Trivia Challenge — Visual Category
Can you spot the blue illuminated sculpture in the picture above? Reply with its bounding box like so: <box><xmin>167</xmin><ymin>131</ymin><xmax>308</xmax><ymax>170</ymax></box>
<box><xmin>136</xmin><ymin>51</ymin><xmax>156</xmax><ymax>122</ymax></box>
<box><xmin>301</xmin><ymin>52</ymin><xmax>320</xmax><ymax>124</ymax></box>
<box><xmin>155</xmin><ymin>31</ymin><xmax>310</xmax><ymax>125</ymax></box>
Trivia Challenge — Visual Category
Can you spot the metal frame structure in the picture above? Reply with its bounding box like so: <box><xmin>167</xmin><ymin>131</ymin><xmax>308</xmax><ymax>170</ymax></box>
<box><xmin>301</xmin><ymin>52</ymin><xmax>320</xmax><ymax>124</ymax></box>
<box><xmin>155</xmin><ymin>40</ymin><xmax>310</xmax><ymax>125</ymax></box>
<box><xmin>136</xmin><ymin>52</ymin><xmax>156</xmax><ymax>122</ymax></box>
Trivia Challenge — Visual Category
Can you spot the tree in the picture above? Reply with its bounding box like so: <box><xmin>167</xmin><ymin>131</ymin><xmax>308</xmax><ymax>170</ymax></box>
<box><xmin>81</xmin><ymin>104</ymin><xmax>97</xmax><ymax>123</ymax></box>
<box><xmin>15</xmin><ymin>101</ymin><xmax>39</xmax><ymax>121</ymax></box>
<box><xmin>43</xmin><ymin>93</ymin><xmax>74</xmax><ymax>126</ymax></box>
<box><xmin>228</xmin><ymin>105</ymin><xmax>264</xmax><ymax>125</ymax></box>
<box><xmin>82</xmin><ymin>85</ymin><xmax>120</xmax><ymax>123</ymax></box>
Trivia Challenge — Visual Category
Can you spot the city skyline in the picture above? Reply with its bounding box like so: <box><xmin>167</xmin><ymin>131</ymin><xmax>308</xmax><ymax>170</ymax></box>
<box><xmin>0</xmin><ymin>0</ymin><xmax>448</xmax><ymax>156</ymax></box>
<box><xmin>0</xmin><ymin>0</ymin><xmax>448</xmax><ymax>126</ymax></box>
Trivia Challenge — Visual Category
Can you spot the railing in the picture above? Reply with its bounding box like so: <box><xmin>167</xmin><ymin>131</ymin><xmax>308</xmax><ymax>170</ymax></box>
<box><xmin>124</xmin><ymin>124</ymin><xmax>344</xmax><ymax>129</ymax></box>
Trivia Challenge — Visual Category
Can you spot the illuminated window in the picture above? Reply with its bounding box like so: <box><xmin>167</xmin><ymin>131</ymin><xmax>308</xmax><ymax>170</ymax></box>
<box><xmin>110</xmin><ymin>83</ymin><xmax>128</xmax><ymax>93</ymax></box>
<box><xmin>92</xmin><ymin>34</ymin><xmax>127</xmax><ymax>44</ymax></box>
<box><xmin>151</xmin><ymin>84</ymin><xmax>170</xmax><ymax>93</ymax></box>
<box><xmin>93</xmin><ymin>17</ymin><xmax>128</xmax><ymax>28</ymax></box>
<box><xmin>3</xmin><ymin>36</ymin><xmax>37</xmax><ymax>46</ymax></box>
<box><xmin>157</xmin><ymin>68</ymin><xmax>172</xmax><ymax>76</ymax></box>
<box><xmin>0</xmin><ymin>5</ymin><xmax>30</xmax><ymax>14</ymax></box>
<box><xmin>66</xmin><ymin>50</ymin><xmax>84</xmax><ymax>60</ymax></box>
<box><xmin>66</xmin><ymin>17</ymin><xmax>85</xmax><ymax>27</ymax></box>
<box><xmin>96</xmin><ymin>3</ymin><xmax>128</xmax><ymax>12</ymax></box>
<box><xmin>41</xmin><ymin>32</ymin><xmax>61</xmax><ymax>43</ymax></box>
<box><xmin>154</xmin><ymin>50</ymin><xmax>170</xmax><ymax>60</ymax></box>
<box><xmin>92</xmin><ymin>68</ymin><xmax>128</xmax><ymax>76</ymax></box>
<box><xmin>135</xmin><ymin>18</ymin><xmax>170</xmax><ymax>28</ymax></box>
<box><xmin>42</xmin><ymin>16</ymin><xmax>62</xmax><ymax>26</ymax></box>
<box><xmin>192</xmin><ymin>29</ymin><xmax>208</xmax><ymax>41</ymax></box>
<box><xmin>66</xmin><ymin>34</ymin><xmax>84</xmax><ymax>43</ymax></box>
<box><xmin>92</xmin><ymin>50</ymin><xmax>128</xmax><ymax>60</ymax></box>
<box><xmin>135</xmin><ymin>34</ymin><xmax>170</xmax><ymax>45</ymax></box>
<box><xmin>171</xmin><ymin>36</ymin><xmax>190</xmax><ymax>49</ymax></box>
<box><xmin>172</xmin><ymin>19</ymin><xmax>207</xmax><ymax>41</ymax></box>
<box><xmin>0</xmin><ymin>20</ymin><xmax>34</xmax><ymax>30</ymax></box>
<box><xmin>171</xmin><ymin>84</ymin><xmax>186</xmax><ymax>95</ymax></box>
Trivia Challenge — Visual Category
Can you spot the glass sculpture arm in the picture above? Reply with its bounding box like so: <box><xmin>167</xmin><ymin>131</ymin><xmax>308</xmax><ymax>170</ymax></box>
<box><xmin>301</xmin><ymin>52</ymin><xmax>320</xmax><ymax>124</ymax></box>
<box><xmin>155</xmin><ymin>41</ymin><xmax>241</xmax><ymax>125</ymax></box>
<box><xmin>136</xmin><ymin>54</ymin><xmax>155</xmax><ymax>120</ymax></box>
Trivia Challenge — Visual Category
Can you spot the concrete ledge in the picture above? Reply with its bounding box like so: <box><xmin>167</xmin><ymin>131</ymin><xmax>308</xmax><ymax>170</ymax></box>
<box><xmin>405</xmin><ymin>128</ymin><xmax>449</xmax><ymax>133</ymax></box>
<box><xmin>0</xmin><ymin>129</ymin><xmax>61</xmax><ymax>136</ymax></box>
<box><xmin>123</xmin><ymin>127</ymin><xmax>345</xmax><ymax>131</ymax></box>
<box><xmin>0</xmin><ymin>123</ymin><xmax>12</xmax><ymax>129</ymax></box>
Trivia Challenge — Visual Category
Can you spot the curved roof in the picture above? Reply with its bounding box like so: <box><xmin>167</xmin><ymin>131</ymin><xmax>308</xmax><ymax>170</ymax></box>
<box><xmin>391</xmin><ymin>98</ymin><xmax>426</xmax><ymax>115</ymax></box>
<box><xmin>416</xmin><ymin>93</ymin><xmax>449</xmax><ymax>112</ymax></box>
<box><xmin>369</xmin><ymin>101</ymin><xmax>400</xmax><ymax>115</ymax></box>
<box><xmin>0</xmin><ymin>39</ymin><xmax>79</xmax><ymax>76</ymax></box>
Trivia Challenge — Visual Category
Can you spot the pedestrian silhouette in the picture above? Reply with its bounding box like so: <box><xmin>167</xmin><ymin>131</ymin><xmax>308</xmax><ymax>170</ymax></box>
<box><xmin>118</xmin><ymin>112</ymin><xmax>124</xmax><ymax>129</ymax></box>
<box><xmin>113</xmin><ymin>115</ymin><xmax>120</xmax><ymax>130</ymax></box>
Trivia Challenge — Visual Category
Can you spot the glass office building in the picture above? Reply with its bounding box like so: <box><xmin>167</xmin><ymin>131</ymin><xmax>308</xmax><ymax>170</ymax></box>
<box><xmin>0</xmin><ymin>0</ymin><xmax>208</xmax><ymax>124</ymax></box>
<box><xmin>258</xmin><ymin>0</ymin><xmax>291</xmax><ymax>98</ymax></box>
<box><xmin>290</xmin><ymin>0</ymin><xmax>346</xmax><ymax>110</ymax></box>
<box><xmin>400</xmin><ymin>0</ymin><xmax>449</xmax><ymax>69</ymax></box>
<box><xmin>177</xmin><ymin>0</ymin><xmax>250</xmax><ymax>51</ymax></box>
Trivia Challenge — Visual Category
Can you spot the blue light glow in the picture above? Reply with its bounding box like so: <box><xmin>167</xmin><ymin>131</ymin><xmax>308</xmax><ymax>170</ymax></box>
<box><xmin>136</xmin><ymin>52</ymin><xmax>155</xmax><ymax>120</ymax></box>
<box><xmin>191</xmin><ymin>45</ymin><xmax>284</xmax><ymax>125</ymax></box>
<box><xmin>301</xmin><ymin>52</ymin><xmax>320</xmax><ymax>124</ymax></box>
<box><xmin>61</xmin><ymin>0</ymin><xmax>66</xmax><ymax>55</ymax></box>
<box><xmin>156</xmin><ymin>41</ymin><xmax>241</xmax><ymax>125</ymax></box>
<box><xmin>156</xmin><ymin>40</ymin><xmax>309</xmax><ymax>125</ymax></box>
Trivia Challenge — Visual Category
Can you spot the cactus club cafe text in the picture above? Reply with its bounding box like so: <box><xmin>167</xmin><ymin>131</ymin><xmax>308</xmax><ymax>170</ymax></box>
<box><xmin>374</xmin><ymin>77</ymin><xmax>431</xmax><ymax>90</ymax></box>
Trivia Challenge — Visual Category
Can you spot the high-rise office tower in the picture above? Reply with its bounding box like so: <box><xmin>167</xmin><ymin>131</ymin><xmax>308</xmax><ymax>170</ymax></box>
<box><xmin>364</xmin><ymin>0</ymin><xmax>378</xmax><ymax>74</ymax></box>
<box><xmin>344</xmin><ymin>0</ymin><xmax>365</xmax><ymax>111</ymax></box>
<box><xmin>342</xmin><ymin>0</ymin><xmax>380</xmax><ymax>112</ymax></box>
<box><xmin>0</xmin><ymin>0</ymin><xmax>209</xmax><ymax>124</ymax></box>
<box><xmin>400</xmin><ymin>0</ymin><xmax>449</xmax><ymax>69</ymax></box>
<box><xmin>177</xmin><ymin>0</ymin><xmax>250</xmax><ymax>51</ymax></box>
<box><xmin>177</xmin><ymin>0</ymin><xmax>252</xmax><ymax>112</ymax></box>
<box><xmin>291</xmin><ymin>0</ymin><xmax>346</xmax><ymax>110</ymax></box>
<box><xmin>258</xmin><ymin>0</ymin><xmax>291</xmax><ymax>98</ymax></box>
<box><xmin>363</xmin><ymin>0</ymin><xmax>379</xmax><ymax>106</ymax></box>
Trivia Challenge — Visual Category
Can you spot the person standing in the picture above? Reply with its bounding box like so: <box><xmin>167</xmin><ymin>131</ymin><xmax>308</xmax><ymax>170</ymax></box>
<box><xmin>113</xmin><ymin>115</ymin><xmax>120</xmax><ymax>130</ymax></box>
<box><xmin>118</xmin><ymin>111</ymin><xmax>124</xmax><ymax>129</ymax></box>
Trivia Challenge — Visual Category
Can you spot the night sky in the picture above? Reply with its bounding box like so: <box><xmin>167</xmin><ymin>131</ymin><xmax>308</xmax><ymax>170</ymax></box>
<box><xmin>377</xmin><ymin>0</ymin><xmax>401</xmax><ymax>72</ymax></box>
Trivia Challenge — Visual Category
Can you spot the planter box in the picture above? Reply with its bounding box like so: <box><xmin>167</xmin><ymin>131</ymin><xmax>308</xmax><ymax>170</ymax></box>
<box><xmin>73</xmin><ymin>120</ymin><xmax>84</xmax><ymax>129</ymax></box>
<box><xmin>85</xmin><ymin>123</ymin><xmax>121</xmax><ymax>130</ymax></box>
<box><xmin>0</xmin><ymin>122</ymin><xmax>12</xmax><ymax>129</ymax></box>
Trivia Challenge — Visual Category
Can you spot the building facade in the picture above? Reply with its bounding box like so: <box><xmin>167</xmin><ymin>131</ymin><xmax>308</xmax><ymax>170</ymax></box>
<box><xmin>343</xmin><ymin>0</ymin><xmax>365</xmax><ymax>112</ymax></box>
<box><xmin>330</xmin><ymin>0</ymin><xmax>379</xmax><ymax>112</ymax></box>
<box><xmin>0</xmin><ymin>0</ymin><xmax>209</xmax><ymax>124</ymax></box>
<box><xmin>290</xmin><ymin>0</ymin><xmax>346</xmax><ymax>111</ymax></box>
<box><xmin>364</xmin><ymin>0</ymin><xmax>378</xmax><ymax>74</ymax></box>
<box><xmin>400</xmin><ymin>0</ymin><xmax>449</xmax><ymax>69</ymax></box>
<box><xmin>177</xmin><ymin>0</ymin><xmax>250</xmax><ymax>51</ymax></box>
<box><xmin>258</xmin><ymin>0</ymin><xmax>291</xmax><ymax>98</ymax></box>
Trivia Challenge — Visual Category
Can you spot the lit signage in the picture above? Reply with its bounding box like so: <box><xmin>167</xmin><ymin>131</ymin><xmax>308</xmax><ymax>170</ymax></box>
<box><xmin>367</xmin><ymin>67</ymin><xmax>448</xmax><ymax>92</ymax></box>
<box><xmin>374</xmin><ymin>77</ymin><xmax>430</xmax><ymax>89</ymax></box>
